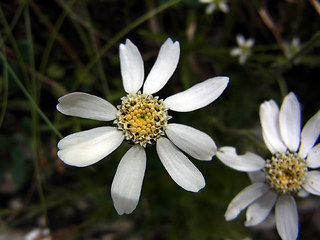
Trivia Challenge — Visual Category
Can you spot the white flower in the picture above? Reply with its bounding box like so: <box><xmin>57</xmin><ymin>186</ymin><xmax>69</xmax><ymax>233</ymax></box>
<box><xmin>199</xmin><ymin>0</ymin><xmax>229</xmax><ymax>14</ymax></box>
<box><xmin>230</xmin><ymin>34</ymin><xmax>255</xmax><ymax>65</ymax></box>
<box><xmin>217</xmin><ymin>92</ymin><xmax>320</xmax><ymax>240</ymax></box>
<box><xmin>57</xmin><ymin>38</ymin><xmax>229</xmax><ymax>215</ymax></box>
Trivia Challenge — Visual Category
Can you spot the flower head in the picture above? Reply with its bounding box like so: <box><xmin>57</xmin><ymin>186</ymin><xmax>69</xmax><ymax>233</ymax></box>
<box><xmin>230</xmin><ymin>34</ymin><xmax>255</xmax><ymax>65</ymax></box>
<box><xmin>217</xmin><ymin>92</ymin><xmax>320</xmax><ymax>240</ymax></box>
<box><xmin>57</xmin><ymin>38</ymin><xmax>229</xmax><ymax>215</ymax></box>
<box><xmin>199</xmin><ymin>0</ymin><xmax>229</xmax><ymax>15</ymax></box>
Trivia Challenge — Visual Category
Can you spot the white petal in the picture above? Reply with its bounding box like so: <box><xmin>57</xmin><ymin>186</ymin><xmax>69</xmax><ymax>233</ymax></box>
<box><xmin>205</xmin><ymin>4</ymin><xmax>216</xmax><ymax>14</ymax></box>
<box><xmin>57</xmin><ymin>127</ymin><xmax>124</xmax><ymax>167</ymax></box>
<box><xmin>306</xmin><ymin>143</ymin><xmax>320</xmax><ymax>168</ymax></box>
<box><xmin>246</xmin><ymin>38</ymin><xmax>255</xmax><ymax>48</ymax></box>
<box><xmin>219</xmin><ymin>2</ymin><xmax>229</xmax><ymax>13</ymax></box>
<box><xmin>297</xmin><ymin>189</ymin><xmax>309</xmax><ymax>198</ymax></box>
<box><xmin>165</xmin><ymin>123</ymin><xmax>217</xmax><ymax>160</ymax></box>
<box><xmin>248</xmin><ymin>171</ymin><xmax>266</xmax><ymax>183</ymax></box>
<box><xmin>299</xmin><ymin>110</ymin><xmax>320</xmax><ymax>158</ymax></box>
<box><xmin>245</xmin><ymin>190</ymin><xmax>277</xmax><ymax>226</ymax></box>
<box><xmin>156</xmin><ymin>137</ymin><xmax>205</xmax><ymax>192</ymax></box>
<box><xmin>275</xmin><ymin>194</ymin><xmax>298</xmax><ymax>240</ymax></box>
<box><xmin>259</xmin><ymin>99</ymin><xmax>287</xmax><ymax>153</ymax></box>
<box><xmin>292</xmin><ymin>37</ymin><xmax>300</xmax><ymax>47</ymax></box>
<box><xmin>279</xmin><ymin>92</ymin><xmax>301</xmax><ymax>152</ymax></box>
<box><xmin>302</xmin><ymin>171</ymin><xmax>320</xmax><ymax>196</ymax></box>
<box><xmin>225</xmin><ymin>182</ymin><xmax>269</xmax><ymax>221</ymax></box>
<box><xmin>57</xmin><ymin>92</ymin><xmax>117</xmax><ymax>121</ymax></box>
<box><xmin>120</xmin><ymin>39</ymin><xmax>144</xmax><ymax>94</ymax></box>
<box><xmin>164</xmin><ymin>76</ymin><xmax>229</xmax><ymax>112</ymax></box>
<box><xmin>230</xmin><ymin>48</ymin><xmax>241</xmax><ymax>56</ymax></box>
<box><xmin>236</xmin><ymin>35</ymin><xmax>245</xmax><ymax>46</ymax></box>
<box><xmin>143</xmin><ymin>39</ymin><xmax>180</xmax><ymax>95</ymax></box>
<box><xmin>216</xmin><ymin>146</ymin><xmax>265</xmax><ymax>172</ymax></box>
<box><xmin>111</xmin><ymin>146</ymin><xmax>146</xmax><ymax>215</ymax></box>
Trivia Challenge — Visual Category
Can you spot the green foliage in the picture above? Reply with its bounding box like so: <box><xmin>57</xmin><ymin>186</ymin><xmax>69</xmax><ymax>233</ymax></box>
<box><xmin>0</xmin><ymin>0</ymin><xmax>320</xmax><ymax>239</ymax></box>
<box><xmin>11</xmin><ymin>146</ymin><xmax>27</xmax><ymax>186</ymax></box>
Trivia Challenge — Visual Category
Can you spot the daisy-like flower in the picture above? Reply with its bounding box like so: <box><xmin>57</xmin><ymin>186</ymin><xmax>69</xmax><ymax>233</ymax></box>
<box><xmin>230</xmin><ymin>34</ymin><xmax>255</xmax><ymax>65</ymax></box>
<box><xmin>216</xmin><ymin>92</ymin><xmax>320</xmax><ymax>240</ymax></box>
<box><xmin>199</xmin><ymin>0</ymin><xmax>229</xmax><ymax>15</ymax></box>
<box><xmin>57</xmin><ymin>38</ymin><xmax>229</xmax><ymax>215</ymax></box>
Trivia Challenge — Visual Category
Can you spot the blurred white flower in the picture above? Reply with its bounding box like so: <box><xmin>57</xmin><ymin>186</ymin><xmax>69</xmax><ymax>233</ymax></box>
<box><xmin>283</xmin><ymin>37</ymin><xmax>301</xmax><ymax>59</ymax></box>
<box><xmin>25</xmin><ymin>228</ymin><xmax>51</xmax><ymax>240</ymax></box>
<box><xmin>217</xmin><ymin>92</ymin><xmax>320</xmax><ymax>240</ymax></box>
<box><xmin>8</xmin><ymin>198</ymin><xmax>23</xmax><ymax>210</ymax></box>
<box><xmin>199</xmin><ymin>0</ymin><xmax>229</xmax><ymax>14</ymax></box>
<box><xmin>230</xmin><ymin>34</ymin><xmax>255</xmax><ymax>65</ymax></box>
<box><xmin>57</xmin><ymin>38</ymin><xmax>229</xmax><ymax>215</ymax></box>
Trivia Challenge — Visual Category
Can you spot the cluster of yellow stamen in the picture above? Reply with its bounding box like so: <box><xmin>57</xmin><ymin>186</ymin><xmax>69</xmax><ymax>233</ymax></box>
<box><xmin>115</xmin><ymin>93</ymin><xmax>169</xmax><ymax>147</ymax></box>
<box><xmin>264</xmin><ymin>151</ymin><xmax>308</xmax><ymax>194</ymax></box>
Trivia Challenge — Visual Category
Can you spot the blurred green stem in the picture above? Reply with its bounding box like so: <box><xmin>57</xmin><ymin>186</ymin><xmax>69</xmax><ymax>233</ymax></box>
<box><xmin>0</xmin><ymin>53</ymin><xmax>63</xmax><ymax>139</ymax></box>
<box><xmin>0</xmin><ymin>5</ymin><xmax>30</xmax><ymax>88</ymax></box>
<box><xmin>274</xmin><ymin>73</ymin><xmax>287</xmax><ymax>100</ymax></box>
<box><xmin>288</xmin><ymin>32</ymin><xmax>320</xmax><ymax>66</ymax></box>
<box><xmin>55</xmin><ymin>0</ymin><xmax>181</xmax><ymax>97</ymax></box>
<box><xmin>85</xmin><ymin>0</ymin><xmax>182</xmax><ymax>83</ymax></box>
<box><xmin>81</xmin><ymin>2</ymin><xmax>109</xmax><ymax>96</ymax></box>
<box><xmin>0</xmin><ymin>3</ymin><xmax>24</xmax><ymax>44</ymax></box>
<box><xmin>0</xmin><ymin>37</ymin><xmax>8</xmax><ymax>127</ymax></box>
<box><xmin>39</xmin><ymin>0</ymin><xmax>77</xmax><ymax>74</ymax></box>
<box><xmin>273</xmin><ymin>32</ymin><xmax>320</xmax><ymax>99</ymax></box>
<box><xmin>24</xmin><ymin>1</ymin><xmax>48</xmax><ymax>226</ymax></box>
<box><xmin>209</xmin><ymin>116</ymin><xmax>268</xmax><ymax>154</ymax></box>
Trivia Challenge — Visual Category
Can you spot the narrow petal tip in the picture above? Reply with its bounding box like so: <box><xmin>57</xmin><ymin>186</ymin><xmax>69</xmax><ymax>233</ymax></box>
<box><xmin>164</xmin><ymin>76</ymin><xmax>229</xmax><ymax>112</ymax></box>
<box><xmin>112</xmin><ymin>193</ymin><xmax>138</xmax><ymax>215</ymax></box>
<box><xmin>119</xmin><ymin>39</ymin><xmax>144</xmax><ymax>93</ymax></box>
<box><xmin>111</xmin><ymin>146</ymin><xmax>146</xmax><ymax>215</ymax></box>
<box><xmin>156</xmin><ymin>137</ymin><xmax>206</xmax><ymax>192</ymax></box>
<box><xmin>143</xmin><ymin>38</ymin><xmax>180</xmax><ymax>95</ymax></box>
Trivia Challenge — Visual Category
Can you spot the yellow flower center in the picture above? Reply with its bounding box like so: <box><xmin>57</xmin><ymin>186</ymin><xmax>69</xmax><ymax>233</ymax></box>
<box><xmin>115</xmin><ymin>93</ymin><xmax>169</xmax><ymax>147</ymax></box>
<box><xmin>264</xmin><ymin>151</ymin><xmax>308</xmax><ymax>194</ymax></box>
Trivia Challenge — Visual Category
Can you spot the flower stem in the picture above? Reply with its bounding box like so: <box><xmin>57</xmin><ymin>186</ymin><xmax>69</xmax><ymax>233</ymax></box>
<box><xmin>0</xmin><ymin>53</ymin><xmax>63</xmax><ymax>139</ymax></box>
<box><xmin>24</xmin><ymin>1</ymin><xmax>48</xmax><ymax>226</ymax></box>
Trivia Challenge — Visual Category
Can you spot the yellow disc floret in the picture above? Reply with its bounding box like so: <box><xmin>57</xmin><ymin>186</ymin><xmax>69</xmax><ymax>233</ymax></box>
<box><xmin>264</xmin><ymin>151</ymin><xmax>308</xmax><ymax>194</ymax></box>
<box><xmin>115</xmin><ymin>92</ymin><xmax>170</xmax><ymax>147</ymax></box>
